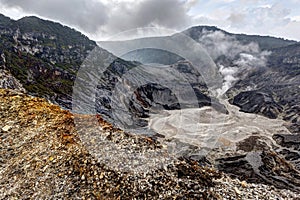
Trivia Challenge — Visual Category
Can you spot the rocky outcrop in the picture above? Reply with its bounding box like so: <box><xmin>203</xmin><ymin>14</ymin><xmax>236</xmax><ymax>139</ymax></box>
<box><xmin>0</xmin><ymin>69</ymin><xmax>26</xmax><ymax>92</ymax></box>
<box><xmin>95</xmin><ymin>60</ymin><xmax>226</xmax><ymax>129</ymax></box>
<box><xmin>227</xmin><ymin>44</ymin><xmax>300</xmax><ymax>133</ymax></box>
<box><xmin>0</xmin><ymin>15</ymin><xmax>97</xmax><ymax>109</ymax></box>
<box><xmin>230</xmin><ymin>90</ymin><xmax>283</xmax><ymax>119</ymax></box>
<box><xmin>216</xmin><ymin>150</ymin><xmax>300</xmax><ymax>192</ymax></box>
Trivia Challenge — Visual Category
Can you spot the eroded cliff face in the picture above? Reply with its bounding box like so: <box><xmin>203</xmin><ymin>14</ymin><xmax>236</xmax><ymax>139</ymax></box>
<box><xmin>0</xmin><ymin>15</ymin><xmax>97</xmax><ymax>108</ymax></box>
<box><xmin>94</xmin><ymin>60</ymin><xmax>224</xmax><ymax>130</ymax></box>
<box><xmin>0</xmin><ymin>69</ymin><xmax>26</xmax><ymax>92</ymax></box>
<box><xmin>228</xmin><ymin>43</ymin><xmax>300</xmax><ymax>133</ymax></box>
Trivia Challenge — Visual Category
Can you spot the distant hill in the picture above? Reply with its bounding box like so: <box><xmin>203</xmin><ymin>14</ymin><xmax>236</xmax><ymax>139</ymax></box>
<box><xmin>183</xmin><ymin>25</ymin><xmax>297</xmax><ymax>50</ymax></box>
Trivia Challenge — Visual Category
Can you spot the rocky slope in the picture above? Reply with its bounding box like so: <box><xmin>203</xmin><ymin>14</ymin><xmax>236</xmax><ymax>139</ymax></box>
<box><xmin>184</xmin><ymin>26</ymin><xmax>300</xmax><ymax>133</ymax></box>
<box><xmin>148</xmin><ymin>98</ymin><xmax>300</xmax><ymax>192</ymax></box>
<box><xmin>0</xmin><ymin>14</ymin><xmax>97</xmax><ymax>108</ymax></box>
<box><xmin>94</xmin><ymin>59</ymin><xmax>226</xmax><ymax>130</ymax></box>
<box><xmin>98</xmin><ymin>26</ymin><xmax>300</xmax><ymax>192</ymax></box>
<box><xmin>100</xmin><ymin>26</ymin><xmax>299</xmax><ymax>134</ymax></box>
<box><xmin>227</xmin><ymin>43</ymin><xmax>300</xmax><ymax>133</ymax></box>
<box><xmin>1</xmin><ymin>13</ymin><xmax>300</xmax><ymax>196</ymax></box>
<box><xmin>1</xmin><ymin>14</ymin><xmax>298</xmax><ymax>132</ymax></box>
<box><xmin>0</xmin><ymin>68</ymin><xmax>25</xmax><ymax>92</ymax></box>
<box><xmin>1</xmin><ymin>88</ymin><xmax>299</xmax><ymax>199</ymax></box>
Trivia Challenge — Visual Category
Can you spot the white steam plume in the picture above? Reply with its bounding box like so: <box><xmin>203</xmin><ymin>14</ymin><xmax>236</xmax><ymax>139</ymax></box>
<box><xmin>197</xmin><ymin>30</ymin><xmax>271</xmax><ymax>97</ymax></box>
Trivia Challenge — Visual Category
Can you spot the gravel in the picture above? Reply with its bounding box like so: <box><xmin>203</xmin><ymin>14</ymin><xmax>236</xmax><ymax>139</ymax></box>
<box><xmin>0</xmin><ymin>89</ymin><xmax>299</xmax><ymax>199</ymax></box>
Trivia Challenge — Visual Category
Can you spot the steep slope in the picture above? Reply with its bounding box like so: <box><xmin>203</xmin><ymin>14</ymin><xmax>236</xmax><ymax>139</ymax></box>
<box><xmin>0</xmin><ymin>69</ymin><xmax>26</xmax><ymax>92</ymax></box>
<box><xmin>180</xmin><ymin>26</ymin><xmax>300</xmax><ymax>133</ymax></box>
<box><xmin>0</xmin><ymin>14</ymin><xmax>219</xmax><ymax>132</ymax></box>
<box><xmin>0</xmin><ymin>15</ymin><xmax>100</xmax><ymax>108</ymax></box>
<box><xmin>94</xmin><ymin>59</ymin><xmax>227</xmax><ymax>130</ymax></box>
<box><xmin>98</xmin><ymin>26</ymin><xmax>300</xmax><ymax>189</ymax></box>
<box><xmin>98</xmin><ymin>25</ymin><xmax>299</xmax><ymax>132</ymax></box>
<box><xmin>228</xmin><ymin>43</ymin><xmax>300</xmax><ymax>133</ymax></box>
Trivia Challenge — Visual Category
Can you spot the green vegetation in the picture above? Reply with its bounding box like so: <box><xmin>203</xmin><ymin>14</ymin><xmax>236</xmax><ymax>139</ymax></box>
<box><xmin>16</xmin><ymin>16</ymin><xmax>96</xmax><ymax>48</ymax></box>
<box><xmin>0</xmin><ymin>15</ymin><xmax>98</xmax><ymax>107</ymax></box>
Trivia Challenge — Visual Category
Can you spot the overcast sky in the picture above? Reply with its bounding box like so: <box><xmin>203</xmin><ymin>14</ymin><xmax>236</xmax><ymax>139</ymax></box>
<box><xmin>0</xmin><ymin>0</ymin><xmax>299</xmax><ymax>41</ymax></box>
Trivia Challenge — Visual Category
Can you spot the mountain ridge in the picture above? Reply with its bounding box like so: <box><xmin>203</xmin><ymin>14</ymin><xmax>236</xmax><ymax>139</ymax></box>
<box><xmin>0</xmin><ymin>13</ymin><xmax>100</xmax><ymax>108</ymax></box>
<box><xmin>183</xmin><ymin>25</ymin><xmax>298</xmax><ymax>50</ymax></box>
<box><xmin>1</xmin><ymin>13</ymin><xmax>298</xmax><ymax>133</ymax></box>
<box><xmin>1</xmin><ymin>13</ymin><xmax>300</xmax><ymax>193</ymax></box>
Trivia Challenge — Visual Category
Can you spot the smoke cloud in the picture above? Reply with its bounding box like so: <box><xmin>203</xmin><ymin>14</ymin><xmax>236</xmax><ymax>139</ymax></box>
<box><xmin>197</xmin><ymin>30</ymin><xmax>270</xmax><ymax>96</ymax></box>
<box><xmin>198</xmin><ymin>30</ymin><xmax>260</xmax><ymax>60</ymax></box>
<box><xmin>216</xmin><ymin>65</ymin><xmax>238</xmax><ymax>97</ymax></box>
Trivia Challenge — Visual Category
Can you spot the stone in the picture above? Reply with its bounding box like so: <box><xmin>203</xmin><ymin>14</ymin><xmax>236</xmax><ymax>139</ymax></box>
<box><xmin>234</xmin><ymin>187</ymin><xmax>242</xmax><ymax>195</ymax></box>
<box><xmin>2</xmin><ymin>125</ymin><xmax>12</xmax><ymax>132</ymax></box>
<box><xmin>241</xmin><ymin>181</ymin><xmax>248</xmax><ymax>188</ymax></box>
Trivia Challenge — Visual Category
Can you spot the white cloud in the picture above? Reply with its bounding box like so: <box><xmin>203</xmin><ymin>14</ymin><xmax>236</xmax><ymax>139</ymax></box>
<box><xmin>100</xmin><ymin>0</ymin><xmax>193</xmax><ymax>36</ymax></box>
<box><xmin>0</xmin><ymin>0</ymin><xmax>299</xmax><ymax>41</ymax></box>
<box><xmin>273</xmin><ymin>20</ymin><xmax>300</xmax><ymax>40</ymax></box>
<box><xmin>192</xmin><ymin>1</ymin><xmax>300</xmax><ymax>41</ymax></box>
<box><xmin>0</xmin><ymin>0</ymin><xmax>196</xmax><ymax>40</ymax></box>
